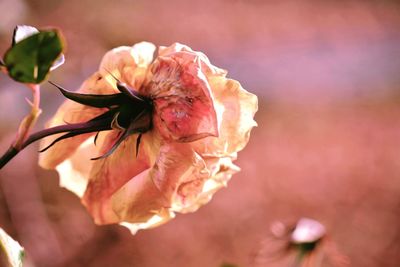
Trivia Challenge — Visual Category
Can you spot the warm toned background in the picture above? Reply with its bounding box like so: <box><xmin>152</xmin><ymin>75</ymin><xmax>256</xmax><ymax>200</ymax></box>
<box><xmin>1</xmin><ymin>0</ymin><xmax>400</xmax><ymax>266</ymax></box>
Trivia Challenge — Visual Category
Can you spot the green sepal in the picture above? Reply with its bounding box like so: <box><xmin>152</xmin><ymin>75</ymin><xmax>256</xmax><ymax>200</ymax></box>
<box><xmin>49</xmin><ymin>81</ymin><xmax>126</xmax><ymax>108</ymax></box>
<box><xmin>3</xmin><ymin>30</ymin><xmax>64</xmax><ymax>83</ymax></box>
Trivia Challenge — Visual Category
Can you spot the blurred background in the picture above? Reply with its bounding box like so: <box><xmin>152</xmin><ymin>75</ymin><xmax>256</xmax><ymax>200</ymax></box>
<box><xmin>1</xmin><ymin>0</ymin><xmax>400</xmax><ymax>266</ymax></box>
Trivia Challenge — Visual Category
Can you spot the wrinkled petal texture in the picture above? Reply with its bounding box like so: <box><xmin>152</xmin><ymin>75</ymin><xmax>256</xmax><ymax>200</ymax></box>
<box><xmin>147</xmin><ymin>50</ymin><xmax>219</xmax><ymax>142</ymax></box>
<box><xmin>193</xmin><ymin>77</ymin><xmax>258</xmax><ymax>157</ymax></box>
<box><xmin>39</xmin><ymin>42</ymin><xmax>258</xmax><ymax>233</ymax></box>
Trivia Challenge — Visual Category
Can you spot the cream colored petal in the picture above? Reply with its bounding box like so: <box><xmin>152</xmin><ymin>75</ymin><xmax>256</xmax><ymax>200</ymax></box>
<box><xmin>81</xmin><ymin>131</ymin><xmax>159</xmax><ymax>224</ymax></box>
<box><xmin>55</xmin><ymin>137</ymin><xmax>98</xmax><ymax>197</ymax></box>
<box><xmin>99</xmin><ymin>42</ymin><xmax>156</xmax><ymax>89</ymax></box>
<box><xmin>119</xmin><ymin>211</ymin><xmax>175</xmax><ymax>235</ymax></box>
<box><xmin>174</xmin><ymin>156</ymin><xmax>240</xmax><ymax>213</ymax></box>
<box><xmin>158</xmin><ymin>43</ymin><xmax>226</xmax><ymax>76</ymax></box>
<box><xmin>109</xmin><ymin>142</ymin><xmax>209</xmax><ymax>226</ymax></box>
<box><xmin>193</xmin><ymin>77</ymin><xmax>258</xmax><ymax>157</ymax></box>
<box><xmin>149</xmin><ymin>55</ymin><xmax>219</xmax><ymax>142</ymax></box>
<box><xmin>158</xmin><ymin>42</ymin><xmax>192</xmax><ymax>56</ymax></box>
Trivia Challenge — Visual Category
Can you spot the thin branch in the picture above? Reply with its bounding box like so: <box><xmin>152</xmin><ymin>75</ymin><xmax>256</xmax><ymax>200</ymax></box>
<box><xmin>14</xmin><ymin>84</ymin><xmax>41</xmax><ymax>149</ymax></box>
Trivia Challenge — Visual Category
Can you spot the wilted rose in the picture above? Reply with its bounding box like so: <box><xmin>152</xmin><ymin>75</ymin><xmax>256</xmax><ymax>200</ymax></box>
<box><xmin>39</xmin><ymin>42</ymin><xmax>258</xmax><ymax>233</ymax></box>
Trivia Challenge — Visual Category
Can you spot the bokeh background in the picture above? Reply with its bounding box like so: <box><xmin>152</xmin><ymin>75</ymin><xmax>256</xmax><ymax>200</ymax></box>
<box><xmin>1</xmin><ymin>0</ymin><xmax>400</xmax><ymax>266</ymax></box>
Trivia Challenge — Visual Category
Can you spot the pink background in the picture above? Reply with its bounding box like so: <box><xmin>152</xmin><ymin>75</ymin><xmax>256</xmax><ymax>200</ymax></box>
<box><xmin>1</xmin><ymin>0</ymin><xmax>400</xmax><ymax>266</ymax></box>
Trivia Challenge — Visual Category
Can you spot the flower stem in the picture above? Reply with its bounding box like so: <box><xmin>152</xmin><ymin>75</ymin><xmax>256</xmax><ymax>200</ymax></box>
<box><xmin>0</xmin><ymin>146</ymin><xmax>19</xmax><ymax>169</ymax></box>
<box><xmin>0</xmin><ymin>119</ymin><xmax>113</xmax><ymax>169</ymax></box>
<box><xmin>14</xmin><ymin>84</ymin><xmax>42</xmax><ymax>149</ymax></box>
<box><xmin>0</xmin><ymin>84</ymin><xmax>42</xmax><ymax>169</ymax></box>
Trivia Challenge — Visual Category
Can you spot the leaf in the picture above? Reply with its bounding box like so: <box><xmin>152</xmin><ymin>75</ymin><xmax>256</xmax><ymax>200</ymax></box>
<box><xmin>12</xmin><ymin>25</ymin><xmax>65</xmax><ymax>71</ymax></box>
<box><xmin>3</xmin><ymin>29</ymin><xmax>64</xmax><ymax>83</ymax></box>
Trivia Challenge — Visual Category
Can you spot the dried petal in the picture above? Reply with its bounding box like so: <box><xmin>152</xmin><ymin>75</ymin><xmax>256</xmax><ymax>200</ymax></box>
<box><xmin>193</xmin><ymin>77</ymin><xmax>258</xmax><ymax>157</ymax></box>
<box><xmin>82</xmin><ymin>131</ymin><xmax>158</xmax><ymax>224</ymax></box>
<box><xmin>110</xmin><ymin>142</ymin><xmax>208</xmax><ymax>226</ymax></box>
<box><xmin>158</xmin><ymin>43</ymin><xmax>227</xmax><ymax>76</ymax></box>
<box><xmin>149</xmin><ymin>53</ymin><xmax>219</xmax><ymax>142</ymax></box>
<box><xmin>100</xmin><ymin>42</ymin><xmax>156</xmax><ymax>89</ymax></box>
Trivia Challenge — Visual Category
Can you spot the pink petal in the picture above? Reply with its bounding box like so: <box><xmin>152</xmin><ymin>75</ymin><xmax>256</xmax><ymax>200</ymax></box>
<box><xmin>149</xmin><ymin>55</ymin><xmax>219</xmax><ymax>142</ymax></box>
<box><xmin>82</xmin><ymin>131</ymin><xmax>159</xmax><ymax>224</ymax></box>
<box><xmin>158</xmin><ymin>43</ymin><xmax>227</xmax><ymax>76</ymax></box>
<box><xmin>109</xmin><ymin>142</ymin><xmax>209</xmax><ymax>226</ymax></box>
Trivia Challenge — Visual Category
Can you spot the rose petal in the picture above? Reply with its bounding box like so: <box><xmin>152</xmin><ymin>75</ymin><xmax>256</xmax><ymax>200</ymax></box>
<box><xmin>193</xmin><ymin>77</ymin><xmax>258</xmax><ymax>157</ymax></box>
<box><xmin>109</xmin><ymin>142</ymin><xmax>209</xmax><ymax>226</ymax></box>
<box><xmin>149</xmin><ymin>55</ymin><xmax>219</xmax><ymax>142</ymax></box>
<box><xmin>82</xmin><ymin>131</ymin><xmax>159</xmax><ymax>224</ymax></box>
<box><xmin>119</xmin><ymin>211</ymin><xmax>175</xmax><ymax>235</ymax></box>
<box><xmin>158</xmin><ymin>43</ymin><xmax>227</xmax><ymax>76</ymax></box>
<box><xmin>55</xmin><ymin>137</ymin><xmax>97</xmax><ymax>197</ymax></box>
<box><xmin>175</xmin><ymin>156</ymin><xmax>240</xmax><ymax>213</ymax></box>
<box><xmin>99</xmin><ymin>42</ymin><xmax>155</xmax><ymax>89</ymax></box>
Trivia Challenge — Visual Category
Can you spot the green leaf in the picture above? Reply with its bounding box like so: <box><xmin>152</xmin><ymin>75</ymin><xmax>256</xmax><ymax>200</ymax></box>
<box><xmin>3</xmin><ymin>29</ymin><xmax>64</xmax><ymax>83</ymax></box>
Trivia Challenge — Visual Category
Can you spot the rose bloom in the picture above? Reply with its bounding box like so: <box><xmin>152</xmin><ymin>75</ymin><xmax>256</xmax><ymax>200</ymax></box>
<box><xmin>39</xmin><ymin>42</ymin><xmax>258</xmax><ymax>233</ymax></box>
